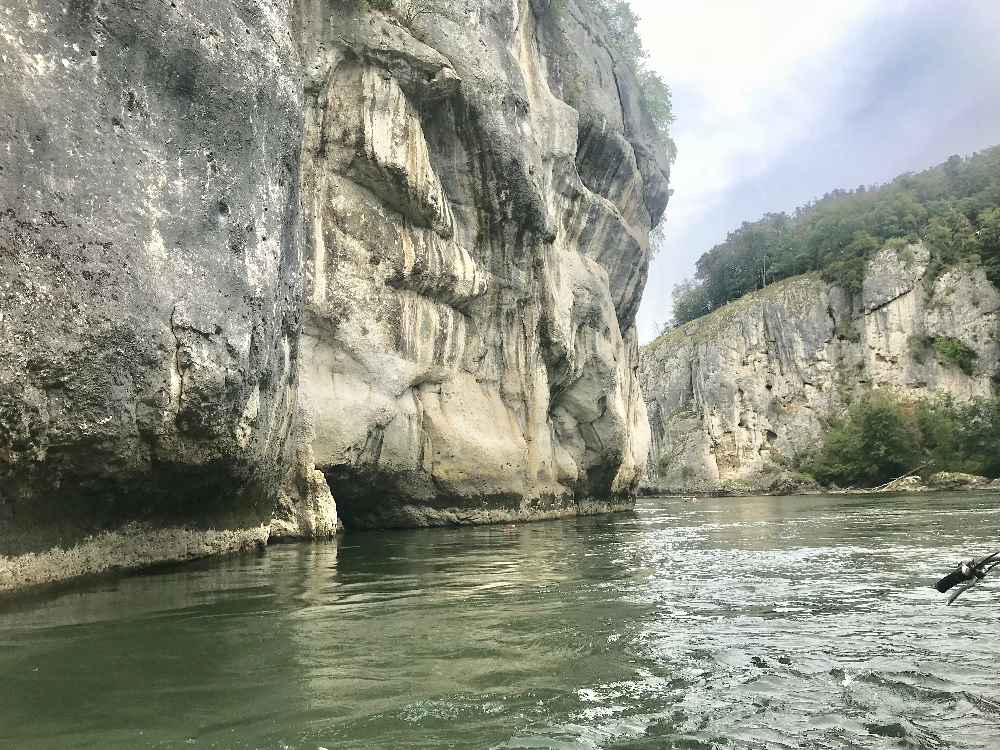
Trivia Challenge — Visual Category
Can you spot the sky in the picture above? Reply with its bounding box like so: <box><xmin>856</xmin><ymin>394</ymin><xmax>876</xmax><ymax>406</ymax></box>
<box><xmin>633</xmin><ymin>0</ymin><xmax>1000</xmax><ymax>342</ymax></box>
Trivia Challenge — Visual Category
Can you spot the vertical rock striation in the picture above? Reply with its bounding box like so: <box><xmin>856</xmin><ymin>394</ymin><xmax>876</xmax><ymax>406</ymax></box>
<box><xmin>0</xmin><ymin>0</ymin><xmax>668</xmax><ymax>589</ymax></box>
<box><xmin>293</xmin><ymin>0</ymin><xmax>667</xmax><ymax>527</ymax></box>
<box><xmin>640</xmin><ymin>242</ymin><xmax>1000</xmax><ymax>494</ymax></box>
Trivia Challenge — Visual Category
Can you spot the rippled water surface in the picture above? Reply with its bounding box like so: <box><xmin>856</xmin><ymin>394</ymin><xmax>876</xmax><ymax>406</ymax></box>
<box><xmin>3</xmin><ymin>493</ymin><xmax>1000</xmax><ymax>749</ymax></box>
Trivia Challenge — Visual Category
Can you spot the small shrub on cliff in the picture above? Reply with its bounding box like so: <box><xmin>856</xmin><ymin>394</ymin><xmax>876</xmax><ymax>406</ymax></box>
<box><xmin>397</xmin><ymin>0</ymin><xmax>436</xmax><ymax>25</ymax></box>
<box><xmin>908</xmin><ymin>335</ymin><xmax>978</xmax><ymax>374</ymax></box>
<box><xmin>591</xmin><ymin>0</ymin><xmax>644</xmax><ymax>68</ymax></box>
<box><xmin>932</xmin><ymin>336</ymin><xmax>978</xmax><ymax>375</ymax></box>
<box><xmin>637</xmin><ymin>69</ymin><xmax>677</xmax><ymax>162</ymax></box>
<box><xmin>363</xmin><ymin>0</ymin><xmax>436</xmax><ymax>25</ymax></box>
<box><xmin>576</xmin><ymin>0</ymin><xmax>676</xmax><ymax>164</ymax></box>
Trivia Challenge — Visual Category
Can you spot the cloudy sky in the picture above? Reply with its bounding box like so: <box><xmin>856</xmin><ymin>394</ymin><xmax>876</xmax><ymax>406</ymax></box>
<box><xmin>633</xmin><ymin>0</ymin><xmax>1000</xmax><ymax>342</ymax></box>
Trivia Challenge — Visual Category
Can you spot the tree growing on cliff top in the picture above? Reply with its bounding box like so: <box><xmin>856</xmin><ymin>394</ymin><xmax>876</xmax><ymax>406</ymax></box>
<box><xmin>670</xmin><ymin>145</ymin><xmax>1000</xmax><ymax>325</ymax></box>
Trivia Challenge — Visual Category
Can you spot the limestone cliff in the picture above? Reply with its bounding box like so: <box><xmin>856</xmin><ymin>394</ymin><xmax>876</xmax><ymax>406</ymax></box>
<box><xmin>0</xmin><ymin>0</ymin><xmax>668</xmax><ymax>588</ymax></box>
<box><xmin>640</xmin><ymin>242</ymin><xmax>1000</xmax><ymax>494</ymax></box>
<box><xmin>294</xmin><ymin>0</ymin><xmax>666</xmax><ymax>527</ymax></box>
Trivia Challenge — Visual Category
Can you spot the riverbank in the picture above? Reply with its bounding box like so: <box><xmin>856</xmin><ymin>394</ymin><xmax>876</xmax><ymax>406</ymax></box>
<box><xmin>640</xmin><ymin>471</ymin><xmax>1000</xmax><ymax>499</ymax></box>
<box><xmin>0</xmin><ymin>524</ymin><xmax>270</xmax><ymax>594</ymax></box>
<box><xmin>0</xmin><ymin>499</ymin><xmax>635</xmax><ymax>594</ymax></box>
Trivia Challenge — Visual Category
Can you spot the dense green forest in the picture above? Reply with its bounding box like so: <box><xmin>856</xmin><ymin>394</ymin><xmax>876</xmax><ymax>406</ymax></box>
<box><xmin>671</xmin><ymin>146</ymin><xmax>1000</xmax><ymax>325</ymax></box>
<box><xmin>803</xmin><ymin>393</ymin><xmax>1000</xmax><ymax>487</ymax></box>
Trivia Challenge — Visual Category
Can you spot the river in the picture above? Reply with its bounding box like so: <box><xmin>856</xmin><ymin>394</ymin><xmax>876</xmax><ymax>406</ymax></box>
<box><xmin>2</xmin><ymin>493</ymin><xmax>999</xmax><ymax>749</ymax></box>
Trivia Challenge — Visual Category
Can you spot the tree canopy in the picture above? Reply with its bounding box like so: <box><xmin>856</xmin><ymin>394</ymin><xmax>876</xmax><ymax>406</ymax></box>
<box><xmin>803</xmin><ymin>392</ymin><xmax>1000</xmax><ymax>487</ymax></box>
<box><xmin>671</xmin><ymin>146</ymin><xmax>1000</xmax><ymax>325</ymax></box>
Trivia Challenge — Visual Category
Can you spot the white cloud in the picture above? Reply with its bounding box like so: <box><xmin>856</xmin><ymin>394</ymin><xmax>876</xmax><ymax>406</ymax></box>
<box><xmin>633</xmin><ymin>0</ymin><xmax>897</xmax><ymax>225</ymax></box>
<box><xmin>629</xmin><ymin>1</ymin><xmax>1000</xmax><ymax>341</ymax></box>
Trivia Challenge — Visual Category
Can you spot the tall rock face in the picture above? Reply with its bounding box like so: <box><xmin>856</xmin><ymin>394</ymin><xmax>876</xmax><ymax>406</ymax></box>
<box><xmin>0</xmin><ymin>0</ymin><xmax>306</xmax><ymax>572</ymax></box>
<box><xmin>0</xmin><ymin>0</ymin><xmax>667</xmax><ymax>587</ymax></box>
<box><xmin>640</xmin><ymin>243</ymin><xmax>1000</xmax><ymax>494</ymax></box>
<box><xmin>294</xmin><ymin>0</ymin><xmax>666</xmax><ymax>527</ymax></box>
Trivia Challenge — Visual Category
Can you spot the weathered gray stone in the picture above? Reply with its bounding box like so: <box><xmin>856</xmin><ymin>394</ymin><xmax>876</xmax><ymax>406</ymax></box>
<box><xmin>927</xmin><ymin>472</ymin><xmax>990</xmax><ymax>489</ymax></box>
<box><xmin>0</xmin><ymin>0</ymin><xmax>304</xmax><ymax>560</ymax></box>
<box><xmin>882</xmin><ymin>476</ymin><xmax>927</xmax><ymax>493</ymax></box>
<box><xmin>0</xmin><ymin>0</ymin><xmax>667</xmax><ymax>586</ymax></box>
<box><xmin>862</xmin><ymin>242</ymin><xmax>928</xmax><ymax>313</ymax></box>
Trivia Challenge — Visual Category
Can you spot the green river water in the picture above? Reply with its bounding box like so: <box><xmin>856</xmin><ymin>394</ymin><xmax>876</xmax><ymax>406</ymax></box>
<box><xmin>2</xmin><ymin>493</ymin><xmax>999</xmax><ymax>749</ymax></box>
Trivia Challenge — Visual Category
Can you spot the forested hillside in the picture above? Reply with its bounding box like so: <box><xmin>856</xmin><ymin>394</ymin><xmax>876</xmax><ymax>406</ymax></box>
<box><xmin>671</xmin><ymin>146</ymin><xmax>1000</xmax><ymax>325</ymax></box>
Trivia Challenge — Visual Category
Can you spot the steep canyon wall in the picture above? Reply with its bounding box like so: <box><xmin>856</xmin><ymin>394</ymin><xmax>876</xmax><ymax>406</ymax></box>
<box><xmin>294</xmin><ymin>0</ymin><xmax>667</xmax><ymax>527</ymax></box>
<box><xmin>0</xmin><ymin>0</ymin><xmax>668</xmax><ymax>588</ymax></box>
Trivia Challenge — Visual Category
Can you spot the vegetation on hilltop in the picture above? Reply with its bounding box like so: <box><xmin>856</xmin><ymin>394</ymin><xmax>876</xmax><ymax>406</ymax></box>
<box><xmin>671</xmin><ymin>146</ymin><xmax>1000</xmax><ymax>325</ymax></box>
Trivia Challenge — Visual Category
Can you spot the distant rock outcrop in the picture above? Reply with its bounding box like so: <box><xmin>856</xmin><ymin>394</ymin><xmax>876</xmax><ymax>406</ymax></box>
<box><xmin>640</xmin><ymin>242</ymin><xmax>1000</xmax><ymax>494</ymax></box>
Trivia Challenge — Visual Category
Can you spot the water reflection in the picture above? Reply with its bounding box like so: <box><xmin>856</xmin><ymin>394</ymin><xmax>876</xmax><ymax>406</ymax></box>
<box><xmin>1</xmin><ymin>493</ymin><xmax>999</xmax><ymax>749</ymax></box>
